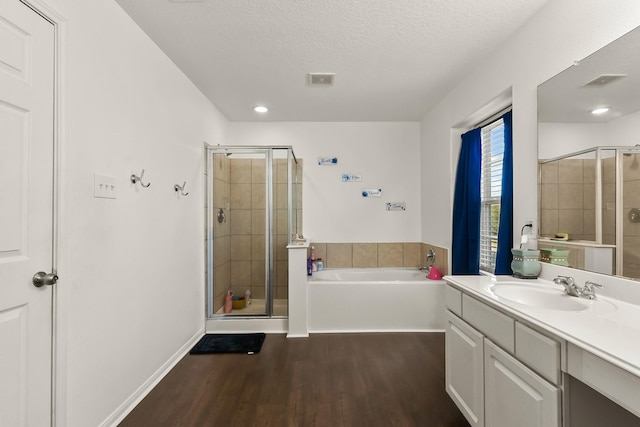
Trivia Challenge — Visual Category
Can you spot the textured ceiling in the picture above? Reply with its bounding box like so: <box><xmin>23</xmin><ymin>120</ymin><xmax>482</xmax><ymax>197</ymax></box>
<box><xmin>115</xmin><ymin>0</ymin><xmax>550</xmax><ymax>122</ymax></box>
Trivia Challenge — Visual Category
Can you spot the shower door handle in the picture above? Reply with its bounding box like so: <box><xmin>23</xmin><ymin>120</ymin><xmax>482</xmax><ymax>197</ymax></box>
<box><xmin>32</xmin><ymin>271</ymin><xmax>58</xmax><ymax>287</ymax></box>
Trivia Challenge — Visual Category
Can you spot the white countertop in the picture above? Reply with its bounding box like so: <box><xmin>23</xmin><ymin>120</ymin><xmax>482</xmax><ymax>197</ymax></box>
<box><xmin>444</xmin><ymin>274</ymin><xmax>640</xmax><ymax>378</ymax></box>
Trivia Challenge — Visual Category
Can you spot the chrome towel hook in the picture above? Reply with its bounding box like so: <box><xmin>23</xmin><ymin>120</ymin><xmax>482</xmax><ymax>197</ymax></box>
<box><xmin>174</xmin><ymin>181</ymin><xmax>189</xmax><ymax>196</ymax></box>
<box><xmin>131</xmin><ymin>169</ymin><xmax>151</xmax><ymax>188</ymax></box>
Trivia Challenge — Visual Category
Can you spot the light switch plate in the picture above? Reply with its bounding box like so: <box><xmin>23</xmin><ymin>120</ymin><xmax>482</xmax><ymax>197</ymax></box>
<box><xmin>94</xmin><ymin>174</ymin><xmax>117</xmax><ymax>199</ymax></box>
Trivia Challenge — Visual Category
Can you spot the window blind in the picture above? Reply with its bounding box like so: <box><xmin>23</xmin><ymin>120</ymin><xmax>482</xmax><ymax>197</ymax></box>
<box><xmin>479</xmin><ymin>118</ymin><xmax>505</xmax><ymax>273</ymax></box>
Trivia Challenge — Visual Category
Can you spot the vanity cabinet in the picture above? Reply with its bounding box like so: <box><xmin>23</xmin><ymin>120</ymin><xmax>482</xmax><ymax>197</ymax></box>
<box><xmin>445</xmin><ymin>284</ymin><xmax>561</xmax><ymax>427</ymax></box>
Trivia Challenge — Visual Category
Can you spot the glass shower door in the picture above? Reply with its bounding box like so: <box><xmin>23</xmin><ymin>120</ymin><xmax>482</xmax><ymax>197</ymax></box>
<box><xmin>207</xmin><ymin>148</ymin><xmax>272</xmax><ymax>317</ymax></box>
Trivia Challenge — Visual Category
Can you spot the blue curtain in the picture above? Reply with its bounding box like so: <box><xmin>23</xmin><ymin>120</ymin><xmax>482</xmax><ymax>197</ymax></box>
<box><xmin>452</xmin><ymin>128</ymin><xmax>482</xmax><ymax>275</ymax></box>
<box><xmin>495</xmin><ymin>111</ymin><xmax>513</xmax><ymax>275</ymax></box>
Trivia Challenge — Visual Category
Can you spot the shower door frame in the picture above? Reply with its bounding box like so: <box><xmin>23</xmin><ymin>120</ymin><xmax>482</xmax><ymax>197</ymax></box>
<box><xmin>205</xmin><ymin>144</ymin><xmax>296</xmax><ymax>319</ymax></box>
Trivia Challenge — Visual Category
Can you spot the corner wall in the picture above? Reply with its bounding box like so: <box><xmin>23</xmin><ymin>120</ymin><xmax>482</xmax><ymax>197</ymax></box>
<box><xmin>420</xmin><ymin>0</ymin><xmax>640</xmax><ymax>262</ymax></box>
<box><xmin>49</xmin><ymin>0</ymin><xmax>228</xmax><ymax>425</ymax></box>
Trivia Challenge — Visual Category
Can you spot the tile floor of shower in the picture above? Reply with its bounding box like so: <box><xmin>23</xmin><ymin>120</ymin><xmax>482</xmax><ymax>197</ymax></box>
<box><xmin>215</xmin><ymin>298</ymin><xmax>288</xmax><ymax>317</ymax></box>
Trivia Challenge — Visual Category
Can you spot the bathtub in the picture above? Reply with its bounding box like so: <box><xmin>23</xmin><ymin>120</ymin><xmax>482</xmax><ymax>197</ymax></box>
<box><xmin>307</xmin><ymin>268</ymin><xmax>446</xmax><ymax>333</ymax></box>
<box><xmin>311</xmin><ymin>268</ymin><xmax>428</xmax><ymax>282</ymax></box>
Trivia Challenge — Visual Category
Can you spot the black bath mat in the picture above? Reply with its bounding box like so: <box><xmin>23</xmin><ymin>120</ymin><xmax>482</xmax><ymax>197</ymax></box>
<box><xmin>190</xmin><ymin>333</ymin><xmax>266</xmax><ymax>354</ymax></box>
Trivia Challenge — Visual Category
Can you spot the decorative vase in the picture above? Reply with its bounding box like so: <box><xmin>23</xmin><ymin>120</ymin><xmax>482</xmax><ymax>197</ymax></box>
<box><xmin>511</xmin><ymin>249</ymin><xmax>542</xmax><ymax>279</ymax></box>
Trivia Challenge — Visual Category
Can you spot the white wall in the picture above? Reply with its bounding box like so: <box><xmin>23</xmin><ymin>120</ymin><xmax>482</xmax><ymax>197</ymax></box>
<box><xmin>606</xmin><ymin>109</ymin><xmax>640</xmax><ymax>145</ymax></box>
<box><xmin>45</xmin><ymin>0</ymin><xmax>228</xmax><ymax>425</ymax></box>
<box><xmin>420</xmin><ymin>0</ymin><xmax>640</xmax><ymax>254</ymax></box>
<box><xmin>228</xmin><ymin>122</ymin><xmax>422</xmax><ymax>242</ymax></box>
<box><xmin>539</xmin><ymin>109</ymin><xmax>640</xmax><ymax>159</ymax></box>
<box><xmin>538</xmin><ymin>123</ymin><xmax>607</xmax><ymax>159</ymax></box>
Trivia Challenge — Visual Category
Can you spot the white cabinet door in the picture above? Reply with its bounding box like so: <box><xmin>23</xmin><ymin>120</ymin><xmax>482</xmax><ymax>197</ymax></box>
<box><xmin>0</xmin><ymin>1</ymin><xmax>55</xmax><ymax>426</ymax></box>
<box><xmin>484</xmin><ymin>339</ymin><xmax>560</xmax><ymax>427</ymax></box>
<box><xmin>446</xmin><ymin>311</ymin><xmax>485</xmax><ymax>427</ymax></box>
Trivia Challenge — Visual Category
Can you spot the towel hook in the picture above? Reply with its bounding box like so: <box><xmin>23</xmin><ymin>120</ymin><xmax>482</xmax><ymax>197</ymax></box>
<box><xmin>131</xmin><ymin>169</ymin><xmax>151</xmax><ymax>188</ymax></box>
<box><xmin>174</xmin><ymin>181</ymin><xmax>189</xmax><ymax>196</ymax></box>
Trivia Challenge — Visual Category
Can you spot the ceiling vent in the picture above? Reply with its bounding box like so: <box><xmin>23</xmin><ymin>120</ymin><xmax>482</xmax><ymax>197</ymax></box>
<box><xmin>581</xmin><ymin>74</ymin><xmax>627</xmax><ymax>87</ymax></box>
<box><xmin>308</xmin><ymin>73</ymin><xmax>335</xmax><ymax>86</ymax></box>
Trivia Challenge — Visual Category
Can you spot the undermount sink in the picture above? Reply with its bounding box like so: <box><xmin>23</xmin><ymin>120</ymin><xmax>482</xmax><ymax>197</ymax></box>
<box><xmin>489</xmin><ymin>282</ymin><xmax>616</xmax><ymax>313</ymax></box>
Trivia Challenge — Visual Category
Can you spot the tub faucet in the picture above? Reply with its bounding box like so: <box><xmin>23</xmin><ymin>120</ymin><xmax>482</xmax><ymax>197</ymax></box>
<box><xmin>419</xmin><ymin>249</ymin><xmax>436</xmax><ymax>271</ymax></box>
<box><xmin>553</xmin><ymin>276</ymin><xmax>581</xmax><ymax>297</ymax></box>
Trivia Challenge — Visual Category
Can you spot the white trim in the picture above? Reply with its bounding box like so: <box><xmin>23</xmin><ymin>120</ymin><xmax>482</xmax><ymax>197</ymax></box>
<box><xmin>18</xmin><ymin>1</ymin><xmax>65</xmax><ymax>426</ymax></box>
<box><xmin>205</xmin><ymin>318</ymin><xmax>288</xmax><ymax>334</ymax></box>
<box><xmin>99</xmin><ymin>328</ymin><xmax>205</xmax><ymax>427</ymax></box>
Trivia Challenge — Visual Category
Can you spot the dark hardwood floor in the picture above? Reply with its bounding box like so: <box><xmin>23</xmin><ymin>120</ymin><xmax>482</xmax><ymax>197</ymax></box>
<box><xmin>119</xmin><ymin>333</ymin><xmax>469</xmax><ymax>427</ymax></box>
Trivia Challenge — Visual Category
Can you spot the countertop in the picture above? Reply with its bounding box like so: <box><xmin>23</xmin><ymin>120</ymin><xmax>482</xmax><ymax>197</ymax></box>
<box><xmin>444</xmin><ymin>274</ymin><xmax>640</xmax><ymax>379</ymax></box>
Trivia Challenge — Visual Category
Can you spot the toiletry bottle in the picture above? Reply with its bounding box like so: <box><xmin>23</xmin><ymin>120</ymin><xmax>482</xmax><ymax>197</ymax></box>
<box><xmin>245</xmin><ymin>289</ymin><xmax>251</xmax><ymax>305</ymax></box>
<box><xmin>307</xmin><ymin>245</ymin><xmax>315</xmax><ymax>276</ymax></box>
<box><xmin>316</xmin><ymin>258</ymin><xmax>323</xmax><ymax>271</ymax></box>
<box><xmin>224</xmin><ymin>291</ymin><xmax>233</xmax><ymax>313</ymax></box>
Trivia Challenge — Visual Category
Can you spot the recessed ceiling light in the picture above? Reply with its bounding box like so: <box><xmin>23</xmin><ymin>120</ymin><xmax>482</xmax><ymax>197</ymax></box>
<box><xmin>254</xmin><ymin>105</ymin><xmax>269</xmax><ymax>113</ymax></box>
<box><xmin>591</xmin><ymin>107</ymin><xmax>610</xmax><ymax>115</ymax></box>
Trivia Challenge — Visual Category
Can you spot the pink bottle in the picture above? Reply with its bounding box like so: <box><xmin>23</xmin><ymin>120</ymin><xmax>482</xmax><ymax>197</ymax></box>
<box><xmin>224</xmin><ymin>291</ymin><xmax>233</xmax><ymax>313</ymax></box>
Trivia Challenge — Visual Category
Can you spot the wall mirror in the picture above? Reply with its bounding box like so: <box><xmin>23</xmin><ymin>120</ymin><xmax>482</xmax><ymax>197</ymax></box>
<box><xmin>538</xmin><ymin>26</ymin><xmax>640</xmax><ymax>281</ymax></box>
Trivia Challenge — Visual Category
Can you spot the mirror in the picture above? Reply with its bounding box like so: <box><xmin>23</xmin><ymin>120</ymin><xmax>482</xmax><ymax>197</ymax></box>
<box><xmin>538</xmin><ymin>26</ymin><xmax>640</xmax><ymax>281</ymax></box>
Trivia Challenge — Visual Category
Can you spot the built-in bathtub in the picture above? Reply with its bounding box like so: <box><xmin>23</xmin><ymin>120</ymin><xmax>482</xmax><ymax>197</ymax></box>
<box><xmin>307</xmin><ymin>268</ymin><xmax>446</xmax><ymax>333</ymax></box>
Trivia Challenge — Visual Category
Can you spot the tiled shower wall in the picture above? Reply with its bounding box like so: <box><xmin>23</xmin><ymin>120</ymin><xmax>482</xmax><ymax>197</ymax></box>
<box><xmin>623</xmin><ymin>153</ymin><xmax>640</xmax><ymax>278</ymax></box>
<box><xmin>212</xmin><ymin>156</ymin><xmax>303</xmax><ymax>312</ymax></box>
<box><xmin>539</xmin><ymin>158</ymin><xmax>598</xmax><ymax>241</ymax></box>
<box><xmin>308</xmin><ymin>242</ymin><xmax>449</xmax><ymax>275</ymax></box>
<box><xmin>212</xmin><ymin>154</ymin><xmax>231</xmax><ymax>312</ymax></box>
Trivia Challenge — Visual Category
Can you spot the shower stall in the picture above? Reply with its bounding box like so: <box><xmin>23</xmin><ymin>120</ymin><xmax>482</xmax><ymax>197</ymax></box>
<box><xmin>205</xmin><ymin>145</ymin><xmax>301</xmax><ymax>318</ymax></box>
<box><xmin>538</xmin><ymin>145</ymin><xmax>640</xmax><ymax>278</ymax></box>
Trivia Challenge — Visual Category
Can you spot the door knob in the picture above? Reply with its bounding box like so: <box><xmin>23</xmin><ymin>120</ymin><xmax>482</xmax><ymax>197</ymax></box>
<box><xmin>32</xmin><ymin>271</ymin><xmax>58</xmax><ymax>288</ymax></box>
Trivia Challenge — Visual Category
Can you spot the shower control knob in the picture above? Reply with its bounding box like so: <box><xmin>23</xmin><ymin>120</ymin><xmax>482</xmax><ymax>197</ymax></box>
<box><xmin>32</xmin><ymin>271</ymin><xmax>58</xmax><ymax>288</ymax></box>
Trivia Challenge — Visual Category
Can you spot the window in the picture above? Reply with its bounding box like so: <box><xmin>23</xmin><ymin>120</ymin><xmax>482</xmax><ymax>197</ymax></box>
<box><xmin>479</xmin><ymin>118</ymin><xmax>505</xmax><ymax>273</ymax></box>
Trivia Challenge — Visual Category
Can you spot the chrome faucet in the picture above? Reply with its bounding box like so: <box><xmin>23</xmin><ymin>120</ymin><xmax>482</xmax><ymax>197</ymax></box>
<box><xmin>553</xmin><ymin>276</ymin><xmax>603</xmax><ymax>299</ymax></box>
<box><xmin>581</xmin><ymin>281</ymin><xmax>603</xmax><ymax>300</ymax></box>
<box><xmin>553</xmin><ymin>276</ymin><xmax>582</xmax><ymax>297</ymax></box>
<box><xmin>419</xmin><ymin>249</ymin><xmax>436</xmax><ymax>271</ymax></box>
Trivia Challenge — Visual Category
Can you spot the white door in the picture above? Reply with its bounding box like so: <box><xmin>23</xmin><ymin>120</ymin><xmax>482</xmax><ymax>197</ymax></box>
<box><xmin>0</xmin><ymin>1</ymin><xmax>55</xmax><ymax>426</ymax></box>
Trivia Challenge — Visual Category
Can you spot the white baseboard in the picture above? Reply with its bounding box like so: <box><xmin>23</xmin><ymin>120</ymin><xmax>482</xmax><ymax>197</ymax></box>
<box><xmin>100</xmin><ymin>328</ymin><xmax>205</xmax><ymax>427</ymax></box>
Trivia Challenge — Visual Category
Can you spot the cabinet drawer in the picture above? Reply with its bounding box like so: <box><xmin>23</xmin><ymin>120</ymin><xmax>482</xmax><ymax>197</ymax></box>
<box><xmin>462</xmin><ymin>294</ymin><xmax>514</xmax><ymax>353</ymax></box>
<box><xmin>445</xmin><ymin>285</ymin><xmax>462</xmax><ymax>316</ymax></box>
<box><xmin>515</xmin><ymin>322</ymin><xmax>561</xmax><ymax>385</ymax></box>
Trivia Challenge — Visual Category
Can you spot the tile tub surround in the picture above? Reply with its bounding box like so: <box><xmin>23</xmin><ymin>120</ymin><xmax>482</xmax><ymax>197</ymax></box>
<box><xmin>308</xmin><ymin>242</ymin><xmax>448</xmax><ymax>274</ymax></box>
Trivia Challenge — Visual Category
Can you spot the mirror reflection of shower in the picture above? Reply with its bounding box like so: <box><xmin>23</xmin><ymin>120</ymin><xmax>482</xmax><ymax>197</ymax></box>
<box><xmin>538</xmin><ymin>145</ymin><xmax>640</xmax><ymax>279</ymax></box>
<box><xmin>205</xmin><ymin>145</ymin><xmax>302</xmax><ymax>318</ymax></box>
